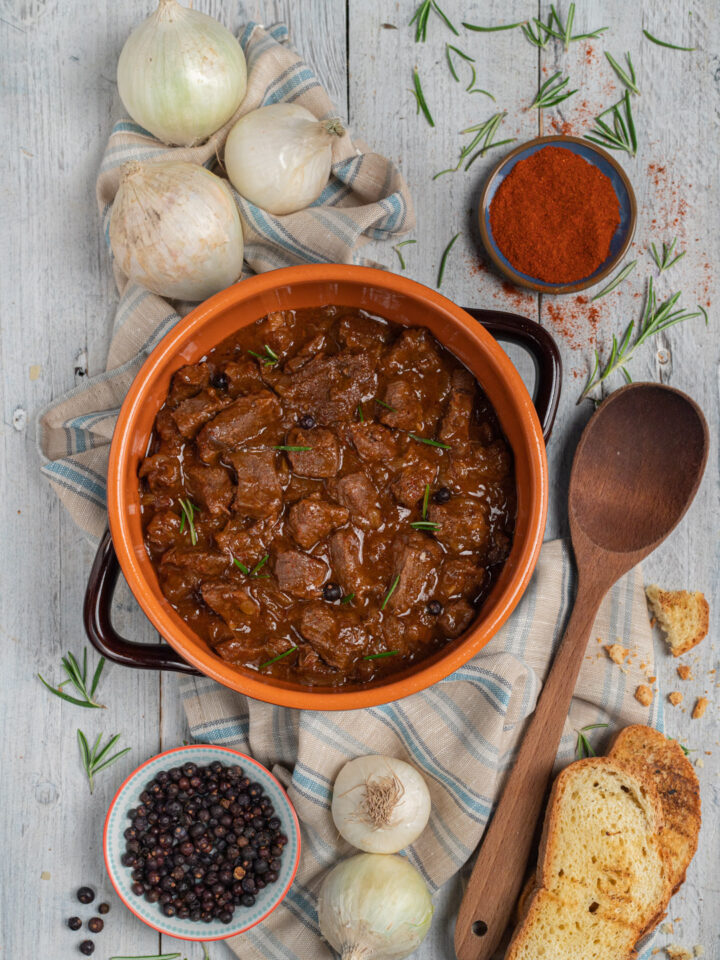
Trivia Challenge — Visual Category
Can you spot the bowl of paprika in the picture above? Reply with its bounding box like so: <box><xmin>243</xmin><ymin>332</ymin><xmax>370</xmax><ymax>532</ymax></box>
<box><xmin>479</xmin><ymin>135</ymin><xmax>636</xmax><ymax>295</ymax></box>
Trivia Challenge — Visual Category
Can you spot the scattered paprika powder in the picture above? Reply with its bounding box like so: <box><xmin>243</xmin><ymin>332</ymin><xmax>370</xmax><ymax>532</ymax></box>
<box><xmin>489</xmin><ymin>146</ymin><xmax>620</xmax><ymax>283</ymax></box>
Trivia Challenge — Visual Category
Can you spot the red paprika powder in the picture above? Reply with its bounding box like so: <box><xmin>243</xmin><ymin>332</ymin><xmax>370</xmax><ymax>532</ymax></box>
<box><xmin>489</xmin><ymin>146</ymin><xmax>621</xmax><ymax>283</ymax></box>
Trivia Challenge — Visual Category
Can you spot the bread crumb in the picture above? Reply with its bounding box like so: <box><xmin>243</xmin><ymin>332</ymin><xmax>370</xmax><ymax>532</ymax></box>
<box><xmin>649</xmin><ymin>675</ymin><xmax>657</xmax><ymax>682</ymax></box>
<box><xmin>635</xmin><ymin>684</ymin><xmax>654</xmax><ymax>706</ymax></box>
<box><xmin>661</xmin><ymin>921</ymin><xmax>675</xmax><ymax>934</ymax></box>
<box><xmin>693</xmin><ymin>946</ymin><xmax>705</xmax><ymax>957</ymax></box>
<box><xmin>646</xmin><ymin>585</ymin><xmax>709</xmax><ymax>657</ymax></box>
<box><xmin>666</xmin><ymin>948</ymin><xmax>692</xmax><ymax>960</ymax></box>
<box><xmin>695</xmin><ymin>758</ymin><xmax>704</xmax><ymax>769</ymax></box>
<box><xmin>677</xmin><ymin>664</ymin><xmax>693</xmax><ymax>681</ymax></box>
<box><xmin>606</xmin><ymin>643</ymin><xmax>628</xmax><ymax>665</ymax></box>
<box><xmin>668</xmin><ymin>691</ymin><xmax>683</xmax><ymax>706</ymax></box>
<box><xmin>692</xmin><ymin>697</ymin><xmax>709</xmax><ymax>719</ymax></box>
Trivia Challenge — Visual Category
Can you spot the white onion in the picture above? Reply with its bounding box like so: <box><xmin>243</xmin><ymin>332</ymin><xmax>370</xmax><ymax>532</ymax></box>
<box><xmin>331</xmin><ymin>756</ymin><xmax>431</xmax><ymax>854</ymax></box>
<box><xmin>224</xmin><ymin>103</ymin><xmax>345</xmax><ymax>215</ymax></box>
<box><xmin>117</xmin><ymin>0</ymin><xmax>247</xmax><ymax>147</ymax></box>
<box><xmin>109</xmin><ymin>160</ymin><xmax>244</xmax><ymax>302</ymax></box>
<box><xmin>318</xmin><ymin>853</ymin><xmax>433</xmax><ymax>960</ymax></box>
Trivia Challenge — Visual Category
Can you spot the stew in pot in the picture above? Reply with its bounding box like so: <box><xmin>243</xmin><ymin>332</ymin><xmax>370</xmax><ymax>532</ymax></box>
<box><xmin>138</xmin><ymin>307</ymin><xmax>516</xmax><ymax>686</ymax></box>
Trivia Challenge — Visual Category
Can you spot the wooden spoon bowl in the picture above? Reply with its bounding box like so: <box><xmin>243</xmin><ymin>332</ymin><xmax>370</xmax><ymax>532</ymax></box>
<box><xmin>455</xmin><ymin>382</ymin><xmax>708</xmax><ymax>960</ymax></box>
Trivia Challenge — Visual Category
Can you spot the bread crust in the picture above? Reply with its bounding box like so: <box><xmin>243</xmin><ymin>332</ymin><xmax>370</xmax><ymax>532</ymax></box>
<box><xmin>646</xmin><ymin>585</ymin><xmax>709</xmax><ymax>656</ymax></box>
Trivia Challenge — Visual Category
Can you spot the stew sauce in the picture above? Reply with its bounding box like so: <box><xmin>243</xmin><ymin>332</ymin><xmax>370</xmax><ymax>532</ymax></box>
<box><xmin>139</xmin><ymin>307</ymin><xmax>516</xmax><ymax>687</ymax></box>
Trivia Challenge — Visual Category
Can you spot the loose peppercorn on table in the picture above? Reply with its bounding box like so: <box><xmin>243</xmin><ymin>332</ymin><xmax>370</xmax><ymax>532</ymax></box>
<box><xmin>2</xmin><ymin>2</ymin><xmax>718</xmax><ymax>959</ymax></box>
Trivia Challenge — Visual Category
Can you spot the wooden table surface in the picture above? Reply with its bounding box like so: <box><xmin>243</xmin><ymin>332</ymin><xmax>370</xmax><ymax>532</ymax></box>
<box><xmin>2</xmin><ymin>1</ymin><xmax>718</xmax><ymax>957</ymax></box>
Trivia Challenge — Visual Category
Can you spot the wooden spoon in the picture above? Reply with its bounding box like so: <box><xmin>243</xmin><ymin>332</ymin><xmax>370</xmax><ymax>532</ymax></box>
<box><xmin>455</xmin><ymin>382</ymin><xmax>708</xmax><ymax>960</ymax></box>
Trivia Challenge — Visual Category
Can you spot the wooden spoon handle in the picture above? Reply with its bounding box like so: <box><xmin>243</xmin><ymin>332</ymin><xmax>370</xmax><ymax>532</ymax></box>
<box><xmin>454</xmin><ymin>579</ymin><xmax>605</xmax><ymax>960</ymax></box>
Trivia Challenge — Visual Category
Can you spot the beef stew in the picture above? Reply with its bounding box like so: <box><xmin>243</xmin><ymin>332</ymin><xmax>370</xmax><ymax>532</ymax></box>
<box><xmin>138</xmin><ymin>307</ymin><xmax>516</xmax><ymax>687</ymax></box>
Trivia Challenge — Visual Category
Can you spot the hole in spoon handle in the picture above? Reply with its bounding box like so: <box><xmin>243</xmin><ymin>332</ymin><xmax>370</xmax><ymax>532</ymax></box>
<box><xmin>472</xmin><ymin>920</ymin><xmax>488</xmax><ymax>937</ymax></box>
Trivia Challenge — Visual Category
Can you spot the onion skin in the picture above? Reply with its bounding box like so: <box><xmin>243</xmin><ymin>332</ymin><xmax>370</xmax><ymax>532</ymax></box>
<box><xmin>331</xmin><ymin>755</ymin><xmax>431</xmax><ymax>854</ymax></box>
<box><xmin>224</xmin><ymin>103</ymin><xmax>344</xmax><ymax>215</ymax></box>
<box><xmin>117</xmin><ymin>0</ymin><xmax>247</xmax><ymax>147</ymax></box>
<box><xmin>109</xmin><ymin>160</ymin><xmax>244</xmax><ymax>302</ymax></box>
<box><xmin>318</xmin><ymin>853</ymin><xmax>433</xmax><ymax>960</ymax></box>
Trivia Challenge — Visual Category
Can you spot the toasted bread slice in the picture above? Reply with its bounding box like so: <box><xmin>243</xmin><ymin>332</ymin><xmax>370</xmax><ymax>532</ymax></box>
<box><xmin>505</xmin><ymin>758</ymin><xmax>670</xmax><ymax>960</ymax></box>
<box><xmin>646</xmin><ymin>585</ymin><xmax>709</xmax><ymax>657</ymax></box>
<box><xmin>609</xmin><ymin>725</ymin><xmax>700</xmax><ymax>893</ymax></box>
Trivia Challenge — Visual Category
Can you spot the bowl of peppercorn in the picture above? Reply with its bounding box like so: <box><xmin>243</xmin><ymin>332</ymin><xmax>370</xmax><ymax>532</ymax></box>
<box><xmin>478</xmin><ymin>135</ymin><xmax>637</xmax><ymax>294</ymax></box>
<box><xmin>103</xmin><ymin>744</ymin><xmax>300</xmax><ymax>941</ymax></box>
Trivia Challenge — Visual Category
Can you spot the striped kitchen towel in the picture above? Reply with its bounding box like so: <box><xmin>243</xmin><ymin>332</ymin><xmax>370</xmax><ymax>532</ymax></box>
<box><xmin>180</xmin><ymin>539</ymin><xmax>664</xmax><ymax>960</ymax></box>
<box><xmin>36</xmin><ymin>22</ymin><xmax>414</xmax><ymax>537</ymax></box>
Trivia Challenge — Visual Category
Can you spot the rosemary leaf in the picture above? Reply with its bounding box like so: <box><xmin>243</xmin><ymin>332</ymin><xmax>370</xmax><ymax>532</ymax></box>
<box><xmin>251</xmin><ymin>553</ymin><xmax>270</xmax><ymax>576</ymax></box>
<box><xmin>411</xmin><ymin>67</ymin><xmax>435</xmax><ymax>127</ymax></box>
<box><xmin>650</xmin><ymin>237</ymin><xmax>686</xmax><ymax>273</ymax></box>
<box><xmin>531</xmin><ymin>72</ymin><xmax>578</xmax><ymax>109</ymax></box>
<box><xmin>521</xmin><ymin>19</ymin><xmax>551</xmax><ymax>48</ymax></box>
<box><xmin>233</xmin><ymin>557</ymin><xmax>250</xmax><ymax>575</ymax></box>
<box><xmin>437</xmin><ymin>232</ymin><xmax>460</xmax><ymax>288</ymax></box>
<box><xmin>605</xmin><ymin>51</ymin><xmax>640</xmax><ymax>95</ymax></box>
<box><xmin>422</xmin><ymin>483</ymin><xmax>430</xmax><ymax>520</ymax></box>
<box><xmin>178</xmin><ymin>498</ymin><xmax>198</xmax><ymax>546</ymax></box>
<box><xmin>575</xmin><ymin>723</ymin><xmax>609</xmax><ymax>760</ymax></box>
<box><xmin>78</xmin><ymin>729</ymin><xmax>129</xmax><ymax>793</ymax></box>
<box><xmin>381</xmin><ymin>575</ymin><xmax>401</xmax><ymax>611</ymax></box>
<box><xmin>259</xmin><ymin>646</ymin><xmax>298</xmax><ymax>670</ymax></box>
<box><xmin>462</xmin><ymin>20</ymin><xmax>524</xmax><ymax>32</ymax></box>
<box><xmin>374</xmin><ymin>397</ymin><xmax>396</xmax><ymax>411</ymax></box>
<box><xmin>357</xmin><ymin>404</ymin><xmax>365</xmax><ymax>422</ymax></box>
<box><xmin>273</xmin><ymin>445</ymin><xmax>311</xmax><ymax>452</ymax></box>
<box><xmin>409</xmin><ymin>433</ymin><xmax>451</xmax><ymax>450</ymax></box>
<box><xmin>110</xmin><ymin>954</ymin><xmax>183</xmax><ymax>960</ymax></box>
<box><xmin>363</xmin><ymin>650</ymin><xmax>400</xmax><ymax>660</ymax></box>
<box><xmin>642</xmin><ymin>28</ymin><xmax>695</xmax><ymax>51</ymax></box>
<box><xmin>248</xmin><ymin>344</ymin><xmax>279</xmax><ymax>366</ymax></box>
<box><xmin>37</xmin><ymin>676</ymin><xmax>101</xmax><ymax>709</ymax></box>
<box><xmin>410</xmin><ymin>0</ymin><xmax>458</xmax><ymax>42</ymax></box>
<box><xmin>38</xmin><ymin>648</ymin><xmax>106</xmax><ymax>709</ymax></box>
<box><xmin>586</xmin><ymin>92</ymin><xmax>638</xmax><ymax>156</ymax></box>
<box><xmin>392</xmin><ymin>239</ymin><xmax>416</xmax><ymax>270</ymax></box>
<box><xmin>541</xmin><ymin>3</ymin><xmax>607</xmax><ymax>49</ymax></box>
<box><xmin>410</xmin><ymin>520</ymin><xmax>441</xmax><ymax>530</ymax></box>
<box><xmin>590</xmin><ymin>259</ymin><xmax>637</xmax><ymax>301</ymax></box>
<box><xmin>341</xmin><ymin>593</ymin><xmax>356</xmax><ymax>604</ymax></box>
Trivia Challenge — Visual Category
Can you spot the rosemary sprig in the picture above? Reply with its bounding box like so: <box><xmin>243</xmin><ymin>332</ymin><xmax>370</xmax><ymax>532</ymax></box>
<box><xmin>434</xmin><ymin>111</ymin><xmax>514</xmax><ymax>178</ymax></box>
<box><xmin>381</xmin><ymin>575</ymin><xmax>401</xmax><ymax>611</ymax></box>
<box><xmin>248</xmin><ymin>344</ymin><xmax>279</xmax><ymax>366</ymax></box>
<box><xmin>273</xmin><ymin>444</ymin><xmax>311</xmax><ymax>452</ymax></box>
<box><xmin>590</xmin><ymin>259</ymin><xmax>637</xmax><ymax>302</ymax></box>
<box><xmin>642</xmin><ymin>29</ymin><xmax>695</xmax><ymax>52</ymax></box>
<box><xmin>446</xmin><ymin>43</ymin><xmax>473</xmax><ymax>82</ymax></box>
<box><xmin>585</xmin><ymin>91</ymin><xmax>637</xmax><ymax>157</ymax></box>
<box><xmin>78</xmin><ymin>730</ymin><xmax>131</xmax><ymax>794</ymax></box>
<box><xmin>530</xmin><ymin>72</ymin><xmax>578</xmax><ymax>109</ymax></box>
<box><xmin>575</xmin><ymin>723</ymin><xmax>609</xmax><ymax>759</ymax></box>
<box><xmin>521</xmin><ymin>16</ymin><xmax>551</xmax><ymax>48</ymax></box>
<box><xmin>375</xmin><ymin>397</ymin><xmax>396</xmax><ymax>411</ymax></box>
<box><xmin>110</xmin><ymin>954</ymin><xmax>184</xmax><ymax>959</ymax></box>
<box><xmin>464</xmin><ymin>63</ymin><xmax>494</xmax><ymax>98</ymax></box>
<box><xmin>363</xmin><ymin>650</ymin><xmax>400</xmax><ymax>660</ymax></box>
<box><xmin>178</xmin><ymin>498</ymin><xmax>198</xmax><ymax>546</ymax></box>
<box><xmin>650</xmin><ymin>238</ymin><xmax>686</xmax><ymax>274</ymax></box>
<box><xmin>422</xmin><ymin>483</ymin><xmax>430</xmax><ymax>520</ymax></box>
<box><xmin>234</xmin><ymin>553</ymin><xmax>270</xmax><ymax>577</ymax></box>
<box><xmin>579</xmin><ymin>278</ymin><xmax>706</xmax><ymax>402</ymax></box>
<box><xmin>437</xmin><ymin>232</ymin><xmax>460</xmax><ymax>288</ymax></box>
<box><xmin>233</xmin><ymin>557</ymin><xmax>250</xmax><ymax>574</ymax></box>
<box><xmin>38</xmin><ymin>648</ymin><xmax>106</xmax><ymax>709</ymax></box>
<box><xmin>540</xmin><ymin>4</ymin><xmax>607</xmax><ymax>49</ymax></box>
<box><xmin>462</xmin><ymin>20</ymin><xmax>524</xmax><ymax>32</ymax></box>
<box><xmin>259</xmin><ymin>646</ymin><xmax>298</xmax><ymax>670</ymax></box>
<box><xmin>411</xmin><ymin>67</ymin><xmax>434</xmax><ymax>127</ymax></box>
<box><xmin>410</xmin><ymin>520</ymin><xmax>441</xmax><ymax>531</ymax></box>
<box><xmin>409</xmin><ymin>433</ymin><xmax>451</xmax><ymax>450</ymax></box>
<box><xmin>410</xmin><ymin>0</ymin><xmax>458</xmax><ymax>42</ymax></box>
<box><xmin>392</xmin><ymin>239</ymin><xmax>416</xmax><ymax>271</ymax></box>
<box><xmin>605</xmin><ymin>52</ymin><xmax>640</xmax><ymax>95</ymax></box>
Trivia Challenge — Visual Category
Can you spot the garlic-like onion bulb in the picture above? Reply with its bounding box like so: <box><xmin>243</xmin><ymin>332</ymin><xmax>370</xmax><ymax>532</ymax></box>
<box><xmin>117</xmin><ymin>0</ymin><xmax>247</xmax><ymax>146</ymax></box>
<box><xmin>224</xmin><ymin>103</ymin><xmax>345</xmax><ymax>215</ymax></box>
<box><xmin>318</xmin><ymin>853</ymin><xmax>433</xmax><ymax>960</ymax></box>
<box><xmin>109</xmin><ymin>160</ymin><xmax>244</xmax><ymax>302</ymax></box>
<box><xmin>331</xmin><ymin>755</ymin><xmax>431</xmax><ymax>854</ymax></box>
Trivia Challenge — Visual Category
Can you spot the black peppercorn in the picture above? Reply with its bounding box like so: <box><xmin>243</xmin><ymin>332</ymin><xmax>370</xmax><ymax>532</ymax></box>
<box><xmin>79</xmin><ymin>941</ymin><xmax>95</xmax><ymax>956</ymax></box>
<box><xmin>433</xmin><ymin>486</ymin><xmax>451</xmax><ymax>503</ymax></box>
<box><xmin>427</xmin><ymin>600</ymin><xmax>443</xmax><ymax>616</ymax></box>
<box><xmin>67</xmin><ymin>917</ymin><xmax>82</xmax><ymax>931</ymax></box>
<box><xmin>297</xmin><ymin>413</ymin><xmax>316</xmax><ymax>430</ymax></box>
<box><xmin>76</xmin><ymin>887</ymin><xmax>95</xmax><ymax>905</ymax></box>
<box><xmin>87</xmin><ymin>917</ymin><xmax>103</xmax><ymax>934</ymax></box>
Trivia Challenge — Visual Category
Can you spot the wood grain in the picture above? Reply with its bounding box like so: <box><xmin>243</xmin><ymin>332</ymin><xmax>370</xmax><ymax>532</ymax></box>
<box><xmin>0</xmin><ymin>1</ymin><xmax>718</xmax><ymax>957</ymax></box>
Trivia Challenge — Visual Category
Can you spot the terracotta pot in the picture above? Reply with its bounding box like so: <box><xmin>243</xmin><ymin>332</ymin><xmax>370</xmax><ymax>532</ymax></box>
<box><xmin>86</xmin><ymin>264</ymin><xmax>561</xmax><ymax>710</ymax></box>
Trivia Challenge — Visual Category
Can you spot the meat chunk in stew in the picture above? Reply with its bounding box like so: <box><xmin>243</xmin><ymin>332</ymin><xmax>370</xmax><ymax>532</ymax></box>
<box><xmin>328</xmin><ymin>472</ymin><xmax>382</xmax><ymax>529</ymax></box>
<box><xmin>168</xmin><ymin>363</ymin><xmax>211</xmax><ymax>404</ymax></box>
<box><xmin>286</xmin><ymin>427</ymin><xmax>341</xmax><ymax>478</ymax></box>
<box><xmin>348</xmin><ymin>422</ymin><xmax>400</xmax><ymax>462</ymax></box>
<box><xmin>185</xmin><ymin>462</ymin><xmax>234</xmax><ymax>517</ymax></box>
<box><xmin>386</xmin><ymin>532</ymin><xmax>443</xmax><ymax>616</ymax></box>
<box><xmin>227</xmin><ymin>450</ymin><xmax>283</xmax><ymax>519</ymax></box>
<box><xmin>390</xmin><ymin>456</ymin><xmax>438</xmax><ymax>508</ymax></box>
<box><xmin>329</xmin><ymin>527</ymin><xmax>374</xmax><ymax>598</ymax></box>
<box><xmin>171</xmin><ymin>390</ymin><xmax>227</xmax><ymax>438</ymax></box>
<box><xmin>197</xmin><ymin>390</ymin><xmax>281</xmax><ymax>461</ymax></box>
<box><xmin>429</xmin><ymin>496</ymin><xmax>489</xmax><ymax>553</ymax></box>
<box><xmin>439</xmin><ymin>598</ymin><xmax>475</xmax><ymax>638</ymax></box>
<box><xmin>287</xmin><ymin>498</ymin><xmax>349</xmax><ymax>549</ymax></box>
<box><xmin>299</xmin><ymin>603</ymin><xmax>367</xmax><ymax>671</ymax></box>
<box><xmin>378</xmin><ymin>380</ymin><xmax>422</xmax><ymax>432</ymax></box>
<box><xmin>274</xmin><ymin>550</ymin><xmax>329</xmax><ymax>599</ymax></box>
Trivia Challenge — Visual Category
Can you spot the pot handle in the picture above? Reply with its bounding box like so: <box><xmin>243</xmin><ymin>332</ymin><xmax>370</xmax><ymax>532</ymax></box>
<box><xmin>462</xmin><ymin>307</ymin><xmax>562</xmax><ymax>443</ymax></box>
<box><xmin>84</xmin><ymin>528</ymin><xmax>201</xmax><ymax>674</ymax></box>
